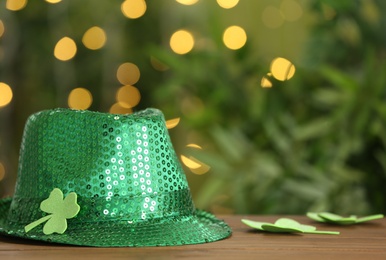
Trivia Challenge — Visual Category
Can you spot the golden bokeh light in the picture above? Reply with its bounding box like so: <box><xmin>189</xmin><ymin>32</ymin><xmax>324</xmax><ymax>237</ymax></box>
<box><xmin>82</xmin><ymin>26</ymin><xmax>107</xmax><ymax>50</ymax></box>
<box><xmin>166</xmin><ymin>118</ymin><xmax>180</xmax><ymax>129</ymax></box>
<box><xmin>216</xmin><ymin>0</ymin><xmax>239</xmax><ymax>9</ymax></box>
<box><xmin>280</xmin><ymin>0</ymin><xmax>303</xmax><ymax>22</ymax></box>
<box><xmin>186</xmin><ymin>143</ymin><xmax>202</xmax><ymax>149</ymax></box>
<box><xmin>121</xmin><ymin>0</ymin><xmax>147</xmax><ymax>19</ymax></box>
<box><xmin>54</xmin><ymin>37</ymin><xmax>77</xmax><ymax>61</ymax></box>
<box><xmin>270</xmin><ymin>57</ymin><xmax>295</xmax><ymax>81</ymax></box>
<box><xmin>116</xmin><ymin>85</ymin><xmax>141</xmax><ymax>108</ymax></box>
<box><xmin>109</xmin><ymin>103</ymin><xmax>133</xmax><ymax>114</ymax></box>
<box><xmin>262</xmin><ymin>6</ymin><xmax>284</xmax><ymax>28</ymax></box>
<box><xmin>116</xmin><ymin>63</ymin><xmax>140</xmax><ymax>85</ymax></box>
<box><xmin>261</xmin><ymin>76</ymin><xmax>273</xmax><ymax>88</ymax></box>
<box><xmin>180</xmin><ymin>155</ymin><xmax>202</xmax><ymax>169</ymax></box>
<box><xmin>170</xmin><ymin>30</ymin><xmax>195</xmax><ymax>55</ymax></box>
<box><xmin>176</xmin><ymin>0</ymin><xmax>199</xmax><ymax>5</ymax></box>
<box><xmin>68</xmin><ymin>88</ymin><xmax>93</xmax><ymax>110</ymax></box>
<box><xmin>0</xmin><ymin>20</ymin><xmax>4</xmax><ymax>38</ymax></box>
<box><xmin>6</xmin><ymin>0</ymin><xmax>27</xmax><ymax>11</ymax></box>
<box><xmin>0</xmin><ymin>162</ymin><xmax>5</xmax><ymax>181</ymax></box>
<box><xmin>45</xmin><ymin>0</ymin><xmax>62</xmax><ymax>3</ymax></box>
<box><xmin>0</xmin><ymin>82</ymin><xmax>13</xmax><ymax>108</ymax></box>
<box><xmin>223</xmin><ymin>26</ymin><xmax>247</xmax><ymax>50</ymax></box>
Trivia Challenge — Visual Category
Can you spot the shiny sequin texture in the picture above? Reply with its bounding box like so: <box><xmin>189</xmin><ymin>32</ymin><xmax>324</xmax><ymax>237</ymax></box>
<box><xmin>0</xmin><ymin>108</ymin><xmax>231</xmax><ymax>247</ymax></box>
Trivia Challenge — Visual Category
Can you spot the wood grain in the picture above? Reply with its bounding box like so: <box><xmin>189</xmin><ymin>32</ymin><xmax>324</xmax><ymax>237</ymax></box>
<box><xmin>1</xmin><ymin>215</ymin><xmax>385</xmax><ymax>259</ymax></box>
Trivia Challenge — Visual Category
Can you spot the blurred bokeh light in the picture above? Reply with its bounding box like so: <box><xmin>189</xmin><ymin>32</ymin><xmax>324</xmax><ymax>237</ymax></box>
<box><xmin>0</xmin><ymin>82</ymin><xmax>13</xmax><ymax>108</ymax></box>
<box><xmin>109</xmin><ymin>103</ymin><xmax>133</xmax><ymax>114</ymax></box>
<box><xmin>54</xmin><ymin>37</ymin><xmax>77</xmax><ymax>61</ymax></box>
<box><xmin>6</xmin><ymin>0</ymin><xmax>27</xmax><ymax>11</ymax></box>
<box><xmin>216</xmin><ymin>0</ymin><xmax>239</xmax><ymax>9</ymax></box>
<box><xmin>45</xmin><ymin>0</ymin><xmax>62</xmax><ymax>3</ymax></box>
<box><xmin>270</xmin><ymin>57</ymin><xmax>295</xmax><ymax>81</ymax></box>
<box><xmin>117</xmin><ymin>63</ymin><xmax>141</xmax><ymax>86</ymax></box>
<box><xmin>82</xmin><ymin>27</ymin><xmax>107</xmax><ymax>50</ymax></box>
<box><xmin>121</xmin><ymin>0</ymin><xmax>147</xmax><ymax>19</ymax></box>
<box><xmin>223</xmin><ymin>26</ymin><xmax>247</xmax><ymax>50</ymax></box>
<box><xmin>68</xmin><ymin>88</ymin><xmax>93</xmax><ymax>110</ymax></box>
<box><xmin>176</xmin><ymin>0</ymin><xmax>199</xmax><ymax>6</ymax></box>
<box><xmin>116</xmin><ymin>85</ymin><xmax>141</xmax><ymax>109</ymax></box>
<box><xmin>166</xmin><ymin>118</ymin><xmax>180</xmax><ymax>129</ymax></box>
<box><xmin>261</xmin><ymin>75</ymin><xmax>273</xmax><ymax>88</ymax></box>
<box><xmin>170</xmin><ymin>30</ymin><xmax>195</xmax><ymax>55</ymax></box>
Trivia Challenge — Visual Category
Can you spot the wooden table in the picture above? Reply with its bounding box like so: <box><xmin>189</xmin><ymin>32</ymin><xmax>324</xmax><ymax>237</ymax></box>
<box><xmin>1</xmin><ymin>215</ymin><xmax>385</xmax><ymax>259</ymax></box>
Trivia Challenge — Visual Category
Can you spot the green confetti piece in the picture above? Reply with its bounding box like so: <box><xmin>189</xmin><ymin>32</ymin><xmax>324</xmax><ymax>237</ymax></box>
<box><xmin>25</xmin><ymin>188</ymin><xmax>80</xmax><ymax>235</ymax></box>
<box><xmin>241</xmin><ymin>218</ymin><xmax>339</xmax><ymax>235</ymax></box>
<box><xmin>307</xmin><ymin>212</ymin><xmax>384</xmax><ymax>225</ymax></box>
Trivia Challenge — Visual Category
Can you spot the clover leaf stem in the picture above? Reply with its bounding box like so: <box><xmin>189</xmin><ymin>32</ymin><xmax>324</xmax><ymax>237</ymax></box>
<box><xmin>24</xmin><ymin>215</ymin><xmax>52</xmax><ymax>233</ymax></box>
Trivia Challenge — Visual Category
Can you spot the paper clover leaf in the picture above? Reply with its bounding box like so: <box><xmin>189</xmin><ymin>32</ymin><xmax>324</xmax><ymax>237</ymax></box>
<box><xmin>242</xmin><ymin>218</ymin><xmax>339</xmax><ymax>235</ymax></box>
<box><xmin>25</xmin><ymin>188</ymin><xmax>80</xmax><ymax>235</ymax></box>
<box><xmin>307</xmin><ymin>212</ymin><xmax>384</xmax><ymax>225</ymax></box>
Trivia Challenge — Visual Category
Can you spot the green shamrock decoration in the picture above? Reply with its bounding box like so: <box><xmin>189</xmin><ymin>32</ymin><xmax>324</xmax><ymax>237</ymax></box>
<box><xmin>307</xmin><ymin>212</ymin><xmax>384</xmax><ymax>225</ymax></box>
<box><xmin>241</xmin><ymin>218</ymin><xmax>339</xmax><ymax>235</ymax></box>
<box><xmin>25</xmin><ymin>188</ymin><xmax>80</xmax><ymax>235</ymax></box>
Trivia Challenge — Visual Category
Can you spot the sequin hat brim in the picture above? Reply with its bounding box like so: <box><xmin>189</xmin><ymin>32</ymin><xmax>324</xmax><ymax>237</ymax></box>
<box><xmin>0</xmin><ymin>198</ymin><xmax>231</xmax><ymax>247</ymax></box>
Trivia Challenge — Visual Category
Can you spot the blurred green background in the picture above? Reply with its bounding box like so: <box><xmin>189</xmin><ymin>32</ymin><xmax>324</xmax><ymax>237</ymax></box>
<box><xmin>1</xmin><ymin>0</ymin><xmax>386</xmax><ymax>215</ymax></box>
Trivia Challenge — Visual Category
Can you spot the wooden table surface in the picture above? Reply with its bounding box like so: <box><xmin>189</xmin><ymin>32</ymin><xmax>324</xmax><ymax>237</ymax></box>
<box><xmin>1</xmin><ymin>215</ymin><xmax>385</xmax><ymax>259</ymax></box>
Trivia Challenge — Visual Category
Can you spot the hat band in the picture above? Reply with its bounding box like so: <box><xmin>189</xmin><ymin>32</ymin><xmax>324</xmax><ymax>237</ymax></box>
<box><xmin>6</xmin><ymin>188</ymin><xmax>195</xmax><ymax>225</ymax></box>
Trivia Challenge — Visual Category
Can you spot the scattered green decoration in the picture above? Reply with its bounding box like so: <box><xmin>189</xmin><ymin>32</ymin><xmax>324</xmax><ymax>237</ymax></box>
<box><xmin>25</xmin><ymin>188</ymin><xmax>80</xmax><ymax>235</ymax></box>
<box><xmin>241</xmin><ymin>218</ymin><xmax>340</xmax><ymax>235</ymax></box>
<box><xmin>307</xmin><ymin>212</ymin><xmax>384</xmax><ymax>225</ymax></box>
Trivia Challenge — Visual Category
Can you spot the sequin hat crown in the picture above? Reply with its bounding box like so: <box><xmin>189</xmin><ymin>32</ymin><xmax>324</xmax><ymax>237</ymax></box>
<box><xmin>0</xmin><ymin>108</ymin><xmax>231</xmax><ymax>247</ymax></box>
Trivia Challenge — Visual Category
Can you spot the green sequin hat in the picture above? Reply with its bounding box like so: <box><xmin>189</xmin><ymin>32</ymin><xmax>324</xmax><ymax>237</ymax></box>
<box><xmin>0</xmin><ymin>108</ymin><xmax>231</xmax><ymax>247</ymax></box>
